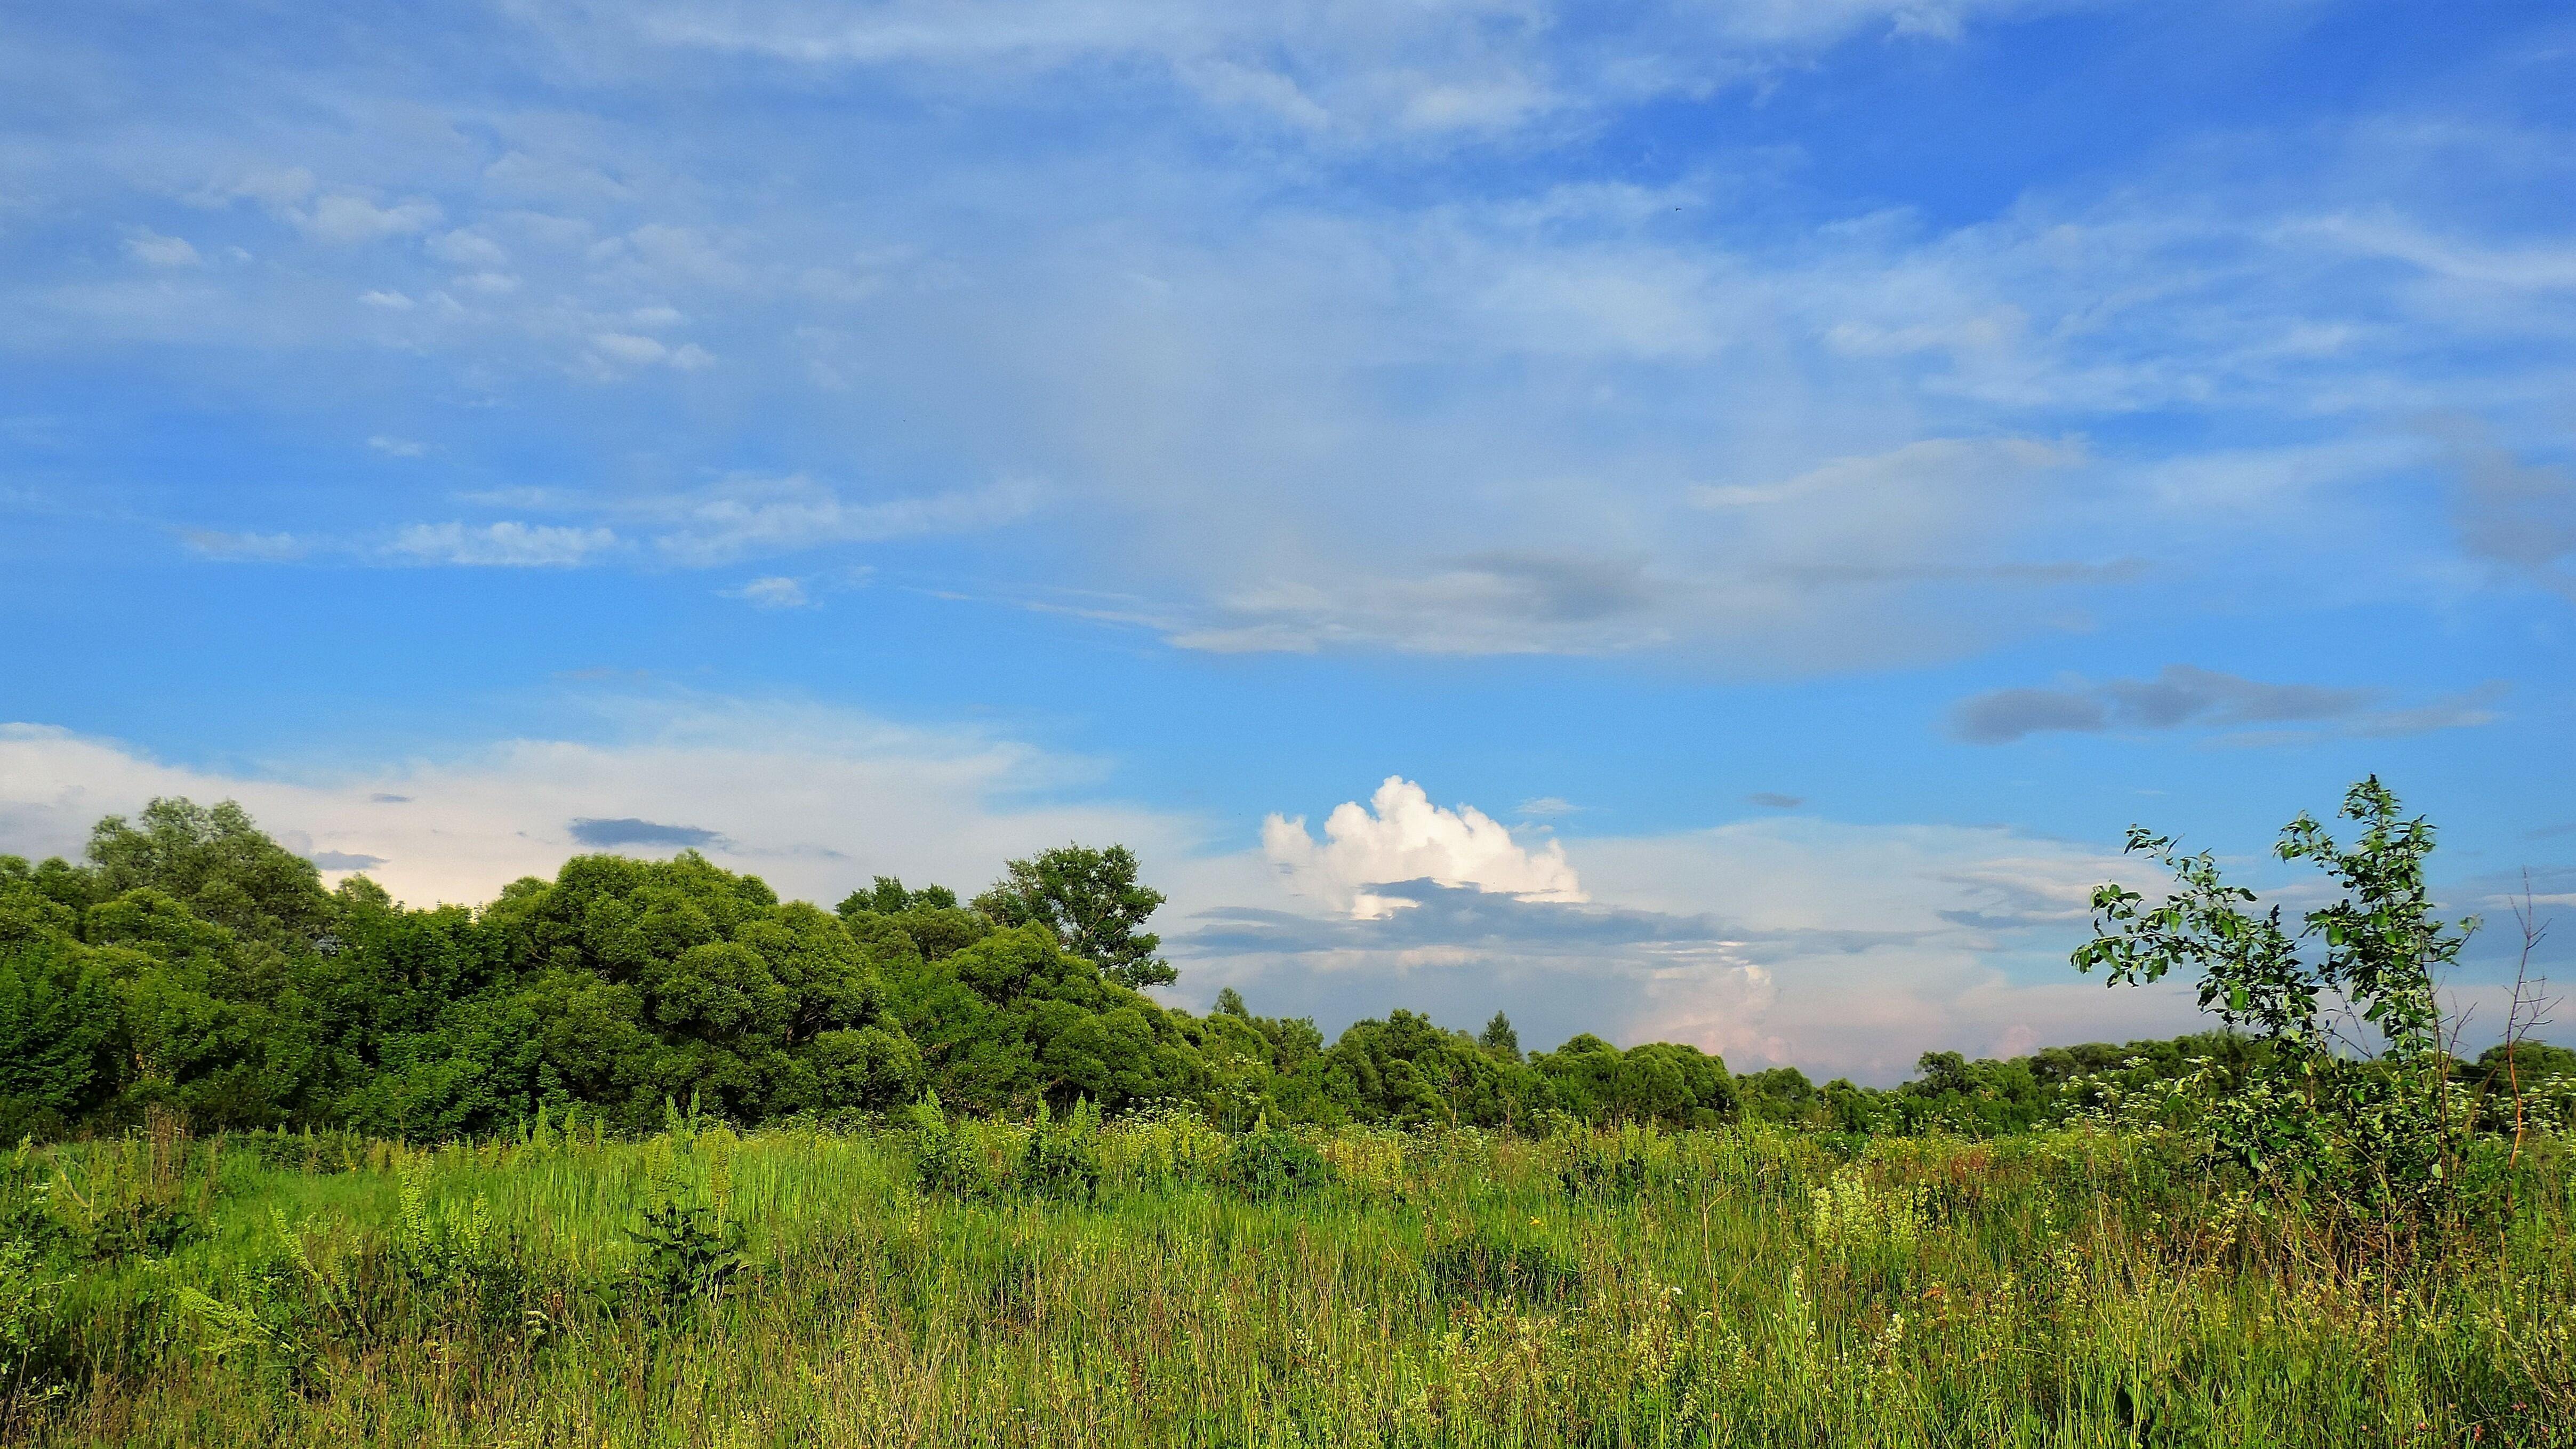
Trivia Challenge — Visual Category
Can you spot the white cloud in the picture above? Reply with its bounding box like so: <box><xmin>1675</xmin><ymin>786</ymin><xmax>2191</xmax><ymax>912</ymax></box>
<box><xmin>1203</xmin><ymin>808</ymin><xmax>2198</xmax><ymax>1078</ymax></box>
<box><xmin>1263</xmin><ymin>775</ymin><xmax>1585</xmax><ymax>918</ymax></box>
<box><xmin>726</xmin><ymin>575</ymin><xmax>810</xmax><ymax>607</ymax></box>
<box><xmin>649</xmin><ymin>474</ymin><xmax>1042</xmax><ymax>564</ymax></box>
<box><xmin>427</xmin><ymin>228</ymin><xmax>511</xmax><ymax>268</ymax></box>
<box><xmin>388</xmin><ymin>521</ymin><xmax>619</xmax><ymax>566</ymax></box>
<box><xmin>182</xmin><ymin>529</ymin><xmax>307</xmax><ymax>562</ymax></box>
<box><xmin>9</xmin><ymin>0</ymin><xmax>2573</xmax><ymax>683</ymax></box>
<box><xmin>367</xmin><ymin>435</ymin><xmax>428</xmax><ymax>458</ymax></box>
<box><xmin>0</xmin><ymin>710</ymin><xmax>1194</xmax><ymax>911</ymax></box>
<box><xmin>123</xmin><ymin>230</ymin><xmax>200</xmax><ymax>267</ymax></box>
<box><xmin>208</xmin><ymin>166</ymin><xmax>319</xmax><ymax>211</ymax></box>
<box><xmin>588</xmin><ymin>331</ymin><xmax>714</xmax><ymax>371</ymax></box>
<box><xmin>529</xmin><ymin>0</ymin><xmax>2053</xmax><ymax>144</ymax></box>
<box><xmin>296</xmin><ymin>193</ymin><xmax>442</xmax><ymax>244</ymax></box>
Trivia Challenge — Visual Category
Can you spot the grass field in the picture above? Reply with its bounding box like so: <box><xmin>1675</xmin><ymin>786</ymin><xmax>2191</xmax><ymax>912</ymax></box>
<box><xmin>5</xmin><ymin>1112</ymin><xmax>2572</xmax><ymax>1447</ymax></box>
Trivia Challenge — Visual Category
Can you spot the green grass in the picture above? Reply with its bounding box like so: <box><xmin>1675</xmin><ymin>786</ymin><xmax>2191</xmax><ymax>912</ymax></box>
<box><xmin>5</xmin><ymin>1117</ymin><xmax>2572</xmax><ymax>1446</ymax></box>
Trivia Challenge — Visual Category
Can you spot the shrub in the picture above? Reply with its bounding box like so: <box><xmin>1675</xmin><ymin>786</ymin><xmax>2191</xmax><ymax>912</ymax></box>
<box><xmin>1225</xmin><ymin>1121</ymin><xmax>1333</xmax><ymax>1202</ymax></box>
<box><xmin>909</xmin><ymin>1094</ymin><xmax>1009</xmax><ymax>1202</ymax></box>
<box><xmin>1020</xmin><ymin>1098</ymin><xmax>1104</xmax><ymax>1203</ymax></box>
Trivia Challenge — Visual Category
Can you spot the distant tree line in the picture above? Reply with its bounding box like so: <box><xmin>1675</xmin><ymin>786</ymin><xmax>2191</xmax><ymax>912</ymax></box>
<box><xmin>0</xmin><ymin>797</ymin><xmax>2563</xmax><ymax>1144</ymax></box>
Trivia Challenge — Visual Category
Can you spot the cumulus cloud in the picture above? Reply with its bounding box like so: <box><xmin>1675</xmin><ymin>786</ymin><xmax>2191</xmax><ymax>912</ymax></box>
<box><xmin>1948</xmin><ymin>665</ymin><xmax>2501</xmax><ymax>744</ymax></box>
<box><xmin>1197</xmin><ymin>809</ymin><xmax>2206</xmax><ymax>1079</ymax></box>
<box><xmin>388</xmin><ymin>521</ymin><xmax>620</xmax><ymax>566</ymax></box>
<box><xmin>1263</xmin><ymin>776</ymin><xmax>1585</xmax><ymax>918</ymax></box>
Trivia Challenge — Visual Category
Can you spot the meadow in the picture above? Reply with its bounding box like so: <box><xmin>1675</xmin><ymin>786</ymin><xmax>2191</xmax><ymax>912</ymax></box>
<box><xmin>4</xmin><ymin>1107</ymin><xmax>2571</xmax><ymax>1448</ymax></box>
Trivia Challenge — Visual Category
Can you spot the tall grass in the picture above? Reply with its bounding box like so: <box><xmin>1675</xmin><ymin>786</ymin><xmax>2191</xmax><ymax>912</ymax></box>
<box><xmin>4</xmin><ymin>1115</ymin><xmax>2570</xmax><ymax>1446</ymax></box>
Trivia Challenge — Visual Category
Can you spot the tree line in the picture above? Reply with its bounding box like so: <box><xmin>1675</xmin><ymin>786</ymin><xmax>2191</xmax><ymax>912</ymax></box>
<box><xmin>0</xmin><ymin>796</ymin><xmax>2562</xmax><ymax>1144</ymax></box>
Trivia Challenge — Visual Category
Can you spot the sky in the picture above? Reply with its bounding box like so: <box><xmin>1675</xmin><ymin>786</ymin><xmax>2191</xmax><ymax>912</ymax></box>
<box><xmin>3</xmin><ymin>0</ymin><xmax>2573</xmax><ymax>1082</ymax></box>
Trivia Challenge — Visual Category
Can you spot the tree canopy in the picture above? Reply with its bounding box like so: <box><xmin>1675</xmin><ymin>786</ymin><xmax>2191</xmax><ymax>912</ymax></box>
<box><xmin>974</xmin><ymin>844</ymin><xmax>1174</xmax><ymax>989</ymax></box>
<box><xmin>2</xmin><ymin>792</ymin><xmax>2557</xmax><ymax>1146</ymax></box>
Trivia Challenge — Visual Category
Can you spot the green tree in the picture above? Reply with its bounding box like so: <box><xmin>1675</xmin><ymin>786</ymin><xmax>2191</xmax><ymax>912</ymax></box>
<box><xmin>974</xmin><ymin>844</ymin><xmax>1174</xmax><ymax>989</ymax></box>
<box><xmin>837</xmin><ymin>876</ymin><xmax>957</xmax><ymax>916</ymax></box>
<box><xmin>0</xmin><ymin>861</ymin><xmax>124</xmax><ymax>1138</ymax></box>
<box><xmin>86</xmin><ymin>798</ymin><xmax>334</xmax><ymax>949</ymax></box>
<box><xmin>1478</xmin><ymin>1010</ymin><xmax>1521</xmax><ymax>1062</ymax></box>
<box><xmin>2076</xmin><ymin>777</ymin><xmax>2477</xmax><ymax>1232</ymax></box>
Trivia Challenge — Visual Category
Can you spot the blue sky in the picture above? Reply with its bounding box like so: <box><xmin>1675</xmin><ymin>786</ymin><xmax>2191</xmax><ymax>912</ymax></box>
<box><xmin>4</xmin><ymin>0</ymin><xmax>2573</xmax><ymax>1079</ymax></box>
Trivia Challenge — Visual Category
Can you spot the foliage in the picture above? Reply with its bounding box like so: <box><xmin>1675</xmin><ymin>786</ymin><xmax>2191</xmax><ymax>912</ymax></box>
<box><xmin>0</xmin><ymin>790</ymin><xmax>2561</xmax><ymax>1198</ymax></box>
<box><xmin>1019</xmin><ymin>1096</ymin><xmax>1104</xmax><ymax>1203</ymax></box>
<box><xmin>973</xmin><ymin>844</ymin><xmax>1175</xmax><ymax>989</ymax></box>
<box><xmin>2076</xmin><ymin>778</ymin><xmax>2484</xmax><ymax>1252</ymax></box>
<box><xmin>624</xmin><ymin>1111</ymin><xmax>748</xmax><ymax>1316</ymax></box>
<box><xmin>908</xmin><ymin>1093</ymin><xmax>1005</xmax><ymax>1202</ymax></box>
<box><xmin>1223</xmin><ymin>1119</ymin><xmax>1333</xmax><ymax>1202</ymax></box>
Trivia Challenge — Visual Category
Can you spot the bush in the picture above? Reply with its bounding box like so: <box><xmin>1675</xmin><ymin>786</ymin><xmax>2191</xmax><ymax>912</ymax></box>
<box><xmin>909</xmin><ymin>1094</ymin><xmax>1012</xmax><ymax>1202</ymax></box>
<box><xmin>1020</xmin><ymin>1098</ymin><xmax>1104</xmax><ymax>1203</ymax></box>
<box><xmin>625</xmin><ymin>1152</ymin><xmax>745</xmax><ymax>1320</ymax></box>
<box><xmin>1225</xmin><ymin>1122</ymin><xmax>1333</xmax><ymax>1202</ymax></box>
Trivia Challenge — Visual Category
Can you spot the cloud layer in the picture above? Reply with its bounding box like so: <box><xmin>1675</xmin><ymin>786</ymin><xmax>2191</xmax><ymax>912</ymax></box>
<box><xmin>1950</xmin><ymin>666</ymin><xmax>2505</xmax><ymax>745</ymax></box>
<box><xmin>7</xmin><ymin>2</ymin><xmax>2571</xmax><ymax>674</ymax></box>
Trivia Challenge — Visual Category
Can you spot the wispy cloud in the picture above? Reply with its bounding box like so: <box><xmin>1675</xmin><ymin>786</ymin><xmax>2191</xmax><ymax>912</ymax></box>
<box><xmin>725</xmin><ymin>575</ymin><xmax>811</xmax><ymax>607</ymax></box>
<box><xmin>388</xmin><ymin>521</ymin><xmax>621</xmax><ymax>567</ymax></box>
<box><xmin>183</xmin><ymin>529</ymin><xmax>308</xmax><ymax>562</ymax></box>
<box><xmin>525</xmin><ymin>0</ymin><xmax>2057</xmax><ymax>146</ymax></box>
<box><xmin>649</xmin><ymin>475</ymin><xmax>1043</xmax><ymax>566</ymax></box>
<box><xmin>123</xmin><ymin>230</ymin><xmax>199</xmax><ymax>267</ymax></box>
